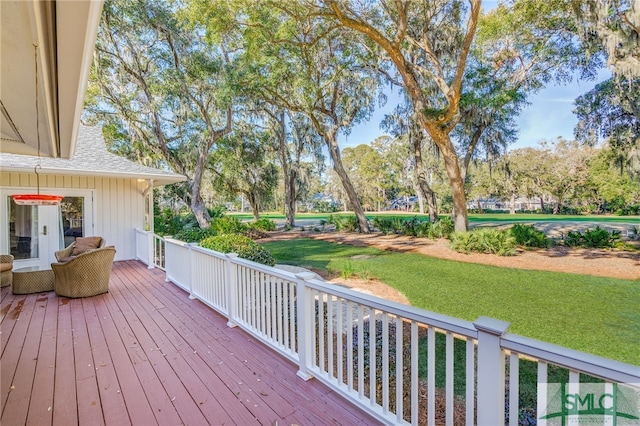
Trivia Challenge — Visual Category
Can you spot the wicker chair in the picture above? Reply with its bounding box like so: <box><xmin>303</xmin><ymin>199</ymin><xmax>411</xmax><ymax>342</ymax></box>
<box><xmin>51</xmin><ymin>246</ymin><xmax>116</xmax><ymax>298</ymax></box>
<box><xmin>1</xmin><ymin>254</ymin><xmax>13</xmax><ymax>288</ymax></box>
<box><xmin>55</xmin><ymin>237</ymin><xmax>106</xmax><ymax>262</ymax></box>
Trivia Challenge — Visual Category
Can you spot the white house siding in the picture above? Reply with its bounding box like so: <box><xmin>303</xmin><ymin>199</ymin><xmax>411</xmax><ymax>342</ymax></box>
<box><xmin>1</xmin><ymin>171</ymin><xmax>147</xmax><ymax>261</ymax></box>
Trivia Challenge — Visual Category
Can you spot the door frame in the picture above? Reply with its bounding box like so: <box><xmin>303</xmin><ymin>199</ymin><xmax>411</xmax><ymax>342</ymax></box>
<box><xmin>1</xmin><ymin>187</ymin><xmax>95</xmax><ymax>268</ymax></box>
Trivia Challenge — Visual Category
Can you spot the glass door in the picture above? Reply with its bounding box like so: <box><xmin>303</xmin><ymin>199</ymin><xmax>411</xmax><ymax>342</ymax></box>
<box><xmin>7</xmin><ymin>200</ymin><xmax>56</xmax><ymax>268</ymax></box>
<box><xmin>2</xmin><ymin>190</ymin><xmax>94</xmax><ymax>269</ymax></box>
<box><xmin>60</xmin><ymin>196</ymin><xmax>86</xmax><ymax>248</ymax></box>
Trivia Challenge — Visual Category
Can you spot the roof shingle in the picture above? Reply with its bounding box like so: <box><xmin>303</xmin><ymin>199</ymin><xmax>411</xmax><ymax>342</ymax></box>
<box><xmin>1</xmin><ymin>125</ymin><xmax>186</xmax><ymax>186</ymax></box>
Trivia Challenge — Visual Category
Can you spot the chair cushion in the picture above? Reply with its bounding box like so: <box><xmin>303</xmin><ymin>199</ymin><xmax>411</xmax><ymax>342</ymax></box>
<box><xmin>58</xmin><ymin>256</ymin><xmax>77</xmax><ymax>263</ymax></box>
<box><xmin>0</xmin><ymin>263</ymin><xmax>12</xmax><ymax>273</ymax></box>
<box><xmin>71</xmin><ymin>237</ymin><xmax>103</xmax><ymax>256</ymax></box>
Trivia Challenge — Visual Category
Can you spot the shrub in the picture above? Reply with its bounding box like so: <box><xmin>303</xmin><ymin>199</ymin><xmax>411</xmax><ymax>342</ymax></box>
<box><xmin>342</xmin><ymin>216</ymin><xmax>361</xmax><ymax>232</ymax></box>
<box><xmin>583</xmin><ymin>226</ymin><xmax>620</xmax><ymax>248</ymax></box>
<box><xmin>449</xmin><ymin>228</ymin><xmax>517</xmax><ymax>256</ymax></box>
<box><xmin>617</xmin><ymin>204</ymin><xmax>640</xmax><ymax>216</ymax></box>
<box><xmin>416</xmin><ymin>217</ymin><xmax>455</xmax><ymax>239</ymax></box>
<box><xmin>630</xmin><ymin>225</ymin><xmax>640</xmax><ymax>241</ymax></box>
<box><xmin>562</xmin><ymin>226</ymin><xmax>621</xmax><ymax>248</ymax></box>
<box><xmin>328</xmin><ymin>214</ymin><xmax>362</xmax><ymax>232</ymax></box>
<box><xmin>249</xmin><ymin>218</ymin><xmax>276</xmax><ymax>231</ymax></box>
<box><xmin>173</xmin><ymin>226</ymin><xmax>217</xmax><ymax>243</ymax></box>
<box><xmin>154</xmin><ymin>207</ymin><xmax>201</xmax><ymax>236</ymax></box>
<box><xmin>199</xmin><ymin>234</ymin><xmax>275</xmax><ymax>266</ymax></box>
<box><xmin>372</xmin><ymin>216</ymin><xmax>454</xmax><ymax>239</ymax></box>
<box><xmin>434</xmin><ymin>217</ymin><xmax>455</xmax><ymax>238</ymax></box>
<box><xmin>563</xmin><ymin>230</ymin><xmax>583</xmax><ymax>247</ymax></box>
<box><xmin>414</xmin><ymin>221</ymin><xmax>431</xmax><ymax>237</ymax></box>
<box><xmin>153</xmin><ymin>207</ymin><xmax>176</xmax><ymax>236</ymax></box>
<box><xmin>510</xmin><ymin>224</ymin><xmax>549</xmax><ymax>248</ymax></box>
<box><xmin>400</xmin><ymin>216</ymin><xmax>421</xmax><ymax>236</ymax></box>
<box><xmin>207</xmin><ymin>205</ymin><xmax>227</xmax><ymax>220</ymax></box>
<box><xmin>372</xmin><ymin>217</ymin><xmax>400</xmax><ymax>234</ymax></box>
<box><xmin>211</xmin><ymin>216</ymin><xmax>248</xmax><ymax>235</ymax></box>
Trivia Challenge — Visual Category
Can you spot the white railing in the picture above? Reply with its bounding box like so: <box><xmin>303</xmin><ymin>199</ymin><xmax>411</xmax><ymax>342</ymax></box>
<box><xmin>153</xmin><ymin>233</ymin><xmax>165</xmax><ymax>270</ymax></box>
<box><xmin>190</xmin><ymin>244</ymin><xmax>230</xmax><ymax>315</ymax></box>
<box><xmin>164</xmin><ymin>238</ymin><xmax>191</xmax><ymax>291</ymax></box>
<box><xmin>135</xmin><ymin>228</ymin><xmax>150</xmax><ymax>265</ymax></box>
<box><xmin>137</xmin><ymin>231</ymin><xmax>640</xmax><ymax>425</ymax></box>
<box><xmin>501</xmin><ymin>334</ymin><xmax>640</xmax><ymax>426</ymax></box>
<box><xmin>135</xmin><ymin>229</ymin><xmax>166</xmax><ymax>270</ymax></box>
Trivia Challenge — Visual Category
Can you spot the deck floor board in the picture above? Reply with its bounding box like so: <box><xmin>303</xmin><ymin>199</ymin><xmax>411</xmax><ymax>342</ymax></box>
<box><xmin>111</xmin><ymin>270</ymin><xmax>256</xmax><ymax>425</ymax></box>
<box><xmin>2</xmin><ymin>293</ymin><xmax>46</xmax><ymax>426</ymax></box>
<box><xmin>52</xmin><ymin>295</ymin><xmax>78</xmax><ymax>425</ymax></box>
<box><xmin>26</xmin><ymin>291</ymin><xmax>58</xmax><ymax>426</ymax></box>
<box><xmin>81</xmin><ymin>295</ymin><xmax>130</xmax><ymax>426</ymax></box>
<box><xmin>1</xmin><ymin>260</ymin><xmax>379</xmax><ymax>425</ymax></box>
<box><xmin>116</xmin><ymin>261</ymin><xmax>299</xmax><ymax>424</ymax></box>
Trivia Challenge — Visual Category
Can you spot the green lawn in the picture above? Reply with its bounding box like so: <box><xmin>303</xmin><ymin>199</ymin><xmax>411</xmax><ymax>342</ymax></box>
<box><xmin>229</xmin><ymin>212</ymin><xmax>328</xmax><ymax>220</ymax></box>
<box><xmin>231</xmin><ymin>211</ymin><xmax>640</xmax><ymax>225</ymax></box>
<box><xmin>467</xmin><ymin>213</ymin><xmax>640</xmax><ymax>224</ymax></box>
<box><xmin>262</xmin><ymin>238</ymin><xmax>640</xmax><ymax>366</ymax></box>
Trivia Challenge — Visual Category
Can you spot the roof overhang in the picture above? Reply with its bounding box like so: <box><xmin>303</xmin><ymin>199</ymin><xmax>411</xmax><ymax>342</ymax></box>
<box><xmin>1</xmin><ymin>0</ymin><xmax>103</xmax><ymax>158</ymax></box>
<box><xmin>1</xmin><ymin>164</ymin><xmax>187</xmax><ymax>188</ymax></box>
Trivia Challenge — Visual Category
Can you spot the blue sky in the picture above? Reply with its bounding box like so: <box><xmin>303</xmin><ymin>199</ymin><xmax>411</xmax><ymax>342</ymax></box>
<box><xmin>338</xmin><ymin>1</ymin><xmax>612</xmax><ymax>152</ymax></box>
<box><xmin>338</xmin><ymin>72</ymin><xmax>610</xmax><ymax>151</ymax></box>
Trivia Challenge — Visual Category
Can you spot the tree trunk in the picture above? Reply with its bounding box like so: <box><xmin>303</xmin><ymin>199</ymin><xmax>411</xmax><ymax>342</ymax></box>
<box><xmin>510</xmin><ymin>193</ymin><xmax>516</xmax><ymax>214</ymax></box>
<box><xmin>413</xmin><ymin>148</ymin><xmax>438</xmax><ymax>223</ymax></box>
<box><xmin>326</xmin><ymin>137</ymin><xmax>370</xmax><ymax>233</ymax></box>
<box><xmin>276</xmin><ymin>111</ymin><xmax>296</xmax><ymax>228</ymax></box>
<box><xmin>414</xmin><ymin>171</ymin><xmax>438</xmax><ymax>222</ymax></box>
<box><xmin>427</xmin><ymin>190</ymin><xmax>438</xmax><ymax>222</ymax></box>
<box><xmin>539</xmin><ymin>196</ymin><xmax>545</xmax><ymax>211</ymax></box>
<box><xmin>461</xmin><ymin>127</ymin><xmax>484</xmax><ymax>182</ymax></box>
<box><xmin>429</xmin><ymin>132</ymin><xmax>468</xmax><ymax>232</ymax></box>
<box><xmin>286</xmin><ymin>172</ymin><xmax>297</xmax><ymax>225</ymax></box>
<box><xmin>411</xmin><ymin>135</ymin><xmax>439</xmax><ymax>221</ymax></box>
<box><xmin>553</xmin><ymin>198</ymin><xmax>561</xmax><ymax>214</ymax></box>
<box><xmin>191</xmin><ymin>195</ymin><xmax>210</xmax><ymax>228</ymax></box>
<box><xmin>191</xmin><ymin>147</ymin><xmax>212</xmax><ymax>228</ymax></box>
<box><xmin>414</xmin><ymin>181</ymin><xmax>426</xmax><ymax>214</ymax></box>
<box><xmin>246</xmin><ymin>192</ymin><xmax>260</xmax><ymax>221</ymax></box>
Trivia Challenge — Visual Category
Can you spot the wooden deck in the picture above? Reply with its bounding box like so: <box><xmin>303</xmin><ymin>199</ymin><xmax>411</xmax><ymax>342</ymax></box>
<box><xmin>1</xmin><ymin>260</ymin><xmax>379</xmax><ymax>425</ymax></box>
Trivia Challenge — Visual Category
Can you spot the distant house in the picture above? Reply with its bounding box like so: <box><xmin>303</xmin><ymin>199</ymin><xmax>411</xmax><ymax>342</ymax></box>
<box><xmin>467</xmin><ymin>197</ymin><xmax>544</xmax><ymax>212</ymax></box>
<box><xmin>388</xmin><ymin>195</ymin><xmax>419</xmax><ymax>211</ymax></box>
<box><xmin>1</xmin><ymin>125</ymin><xmax>185</xmax><ymax>268</ymax></box>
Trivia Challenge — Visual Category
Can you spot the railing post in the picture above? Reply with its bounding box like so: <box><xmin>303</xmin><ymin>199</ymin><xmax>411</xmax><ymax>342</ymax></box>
<box><xmin>474</xmin><ymin>316</ymin><xmax>510</xmax><ymax>426</ymax></box>
<box><xmin>158</xmin><ymin>237</ymin><xmax>162</xmax><ymax>269</ymax></box>
<box><xmin>163</xmin><ymin>239</ymin><xmax>171</xmax><ymax>282</ymax></box>
<box><xmin>147</xmin><ymin>231</ymin><xmax>155</xmax><ymax>269</ymax></box>
<box><xmin>187</xmin><ymin>243</ymin><xmax>195</xmax><ymax>297</ymax></box>
<box><xmin>225</xmin><ymin>253</ymin><xmax>239</xmax><ymax>328</ymax></box>
<box><xmin>295</xmin><ymin>272</ymin><xmax>316</xmax><ymax>381</ymax></box>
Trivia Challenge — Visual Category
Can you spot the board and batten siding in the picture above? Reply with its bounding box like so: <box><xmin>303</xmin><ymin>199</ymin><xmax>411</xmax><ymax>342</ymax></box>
<box><xmin>1</xmin><ymin>171</ymin><xmax>148</xmax><ymax>261</ymax></box>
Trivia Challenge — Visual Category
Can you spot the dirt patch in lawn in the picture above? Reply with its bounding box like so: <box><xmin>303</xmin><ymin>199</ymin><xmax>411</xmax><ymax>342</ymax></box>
<box><xmin>262</xmin><ymin>230</ymin><xmax>640</xmax><ymax>281</ymax></box>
